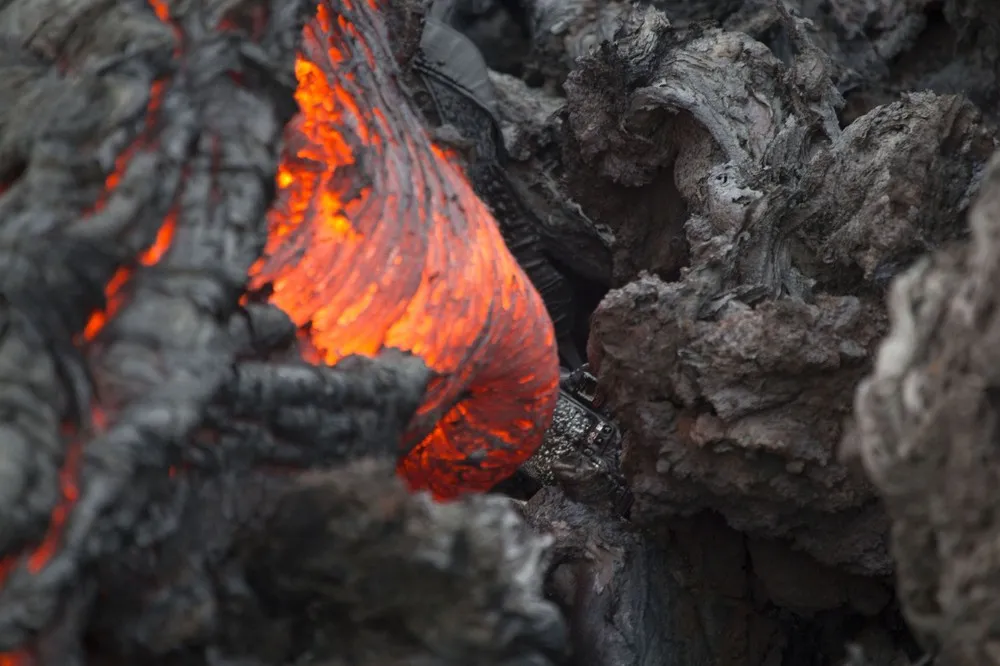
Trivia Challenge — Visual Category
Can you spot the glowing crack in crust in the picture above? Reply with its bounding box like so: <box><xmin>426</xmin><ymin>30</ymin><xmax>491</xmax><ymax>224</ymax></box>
<box><xmin>247</xmin><ymin>0</ymin><xmax>560</xmax><ymax>498</ymax></box>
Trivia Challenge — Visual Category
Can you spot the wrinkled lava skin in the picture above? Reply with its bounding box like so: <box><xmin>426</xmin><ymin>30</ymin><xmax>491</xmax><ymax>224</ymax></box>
<box><xmin>248</xmin><ymin>0</ymin><xmax>560</xmax><ymax>498</ymax></box>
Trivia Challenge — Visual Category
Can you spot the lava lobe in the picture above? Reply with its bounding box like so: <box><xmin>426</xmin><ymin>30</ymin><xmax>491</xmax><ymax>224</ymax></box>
<box><xmin>248</xmin><ymin>0</ymin><xmax>561</xmax><ymax>497</ymax></box>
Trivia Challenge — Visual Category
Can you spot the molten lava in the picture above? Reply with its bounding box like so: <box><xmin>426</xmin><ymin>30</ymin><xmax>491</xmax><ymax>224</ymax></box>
<box><xmin>248</xmin><ymin>0</ymin><xmax>560</xmax><ymax>497</ymax></box>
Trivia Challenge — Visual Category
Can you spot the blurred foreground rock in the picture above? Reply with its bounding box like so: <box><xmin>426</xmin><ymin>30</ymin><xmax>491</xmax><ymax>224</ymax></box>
<box><xmin>850</xmin><ymin>152</ymin><xmax>1000</xmax><ymax>666</ymax></box>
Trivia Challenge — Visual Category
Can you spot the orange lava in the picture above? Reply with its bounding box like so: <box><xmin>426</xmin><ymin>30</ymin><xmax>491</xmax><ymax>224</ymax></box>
<box><xmin>83</xmin><ymin>77</ymin><xmax>173</xmax><ymax>342</ymax></box>
<box><xmin>148</xmin><ymin>0</ymin><xmax>170</xmax><ymax>22</ymax></box>
<box><xmin>82</xmin><ymin>213</ymin><xmax>176</xmax><ymax>340</ymax></box>
<box><xmin>0</xmin><ymin>426</ymin><xmax>83</xmax><ymax>665</ymax></box>
<box><xmin>248</xmin><ymin>0</ymin><xmax>560</xmax><ymax>497</ymax></box>
<box><xmin>25</xmin><ymin>439</ymin><xmax>81</xmax><ymax>573</ymax></box>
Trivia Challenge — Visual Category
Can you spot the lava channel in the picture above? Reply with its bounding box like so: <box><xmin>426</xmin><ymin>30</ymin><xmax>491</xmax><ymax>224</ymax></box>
<box><xmin>247</xmin><ymin>0</ymin><xmax>561</xmax><ymax>498</ymax></box>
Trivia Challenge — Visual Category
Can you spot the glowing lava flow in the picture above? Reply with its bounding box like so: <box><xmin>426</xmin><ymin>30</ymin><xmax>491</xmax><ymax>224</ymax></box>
<box><xmin>248</xmin><ymin>0</ymin><xmax>560</xmax><ymax>498</ymax></box>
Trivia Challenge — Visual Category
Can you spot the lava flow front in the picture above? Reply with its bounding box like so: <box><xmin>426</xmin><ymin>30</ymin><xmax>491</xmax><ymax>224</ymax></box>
<box><xmin>248</xmin><ymin>0</ymin><xmax>560</xmax><ymax>497</ymax></box>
